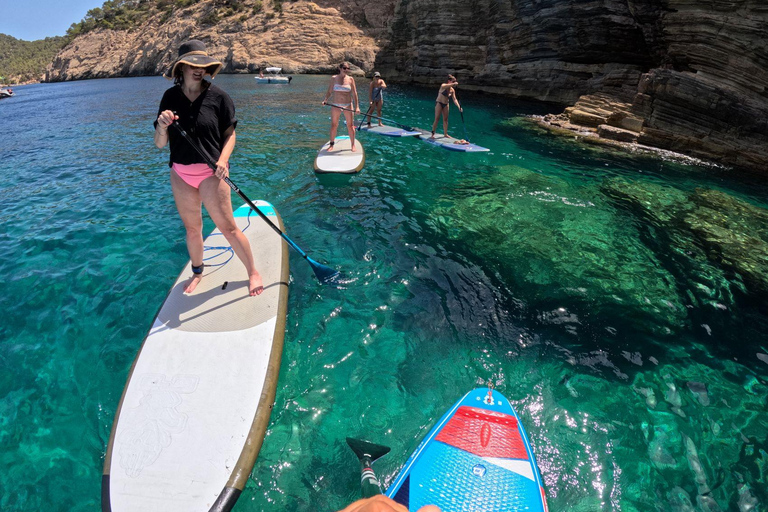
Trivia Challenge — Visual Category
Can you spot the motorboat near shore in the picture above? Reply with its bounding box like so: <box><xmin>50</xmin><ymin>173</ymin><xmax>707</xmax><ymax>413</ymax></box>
<box><xmin>0</xmin><ymin>88</ymin><xmax>14</xmax><ymax>99</ymax></box>
<box><xmin>255</xmin><ymin>67</ymin><xmax>292</xmax><ymax>84</ymax></box>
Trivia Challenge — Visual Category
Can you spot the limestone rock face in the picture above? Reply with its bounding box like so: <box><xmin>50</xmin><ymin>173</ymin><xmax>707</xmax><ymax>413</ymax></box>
<box><xmin>377</xmin><ymin>0</ymin><xmax>768</xmax><ymax>171</ymax></box>
<box><xmin>47</xmin><ymin>0</ymin><xmax>768</xmax><ymax>170</ymax></box>
<box><xmin>46</xmin><ymin>0</ymin><xmax>393</xmax><ymax>81</ymax></box>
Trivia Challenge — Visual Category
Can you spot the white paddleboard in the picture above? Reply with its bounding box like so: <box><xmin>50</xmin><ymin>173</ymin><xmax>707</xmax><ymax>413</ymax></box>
<box><xmin>416</xmin><ymin>129</ymin><xmax>490</xmax><ymax>152</ymax></box>
<box><xmin>102</xmin><ymin>202</ymin><xmax>289</xmax><ymax>512</ymax></box>
<box><xmin>359</xmin><ymin>124</ymin><xmax>420</xmax><ymax>137</ymax></box>
<box><xmin>314</xmin><ymin>136</ymin><xmax>365</xmax><ymax>174</ymax></box>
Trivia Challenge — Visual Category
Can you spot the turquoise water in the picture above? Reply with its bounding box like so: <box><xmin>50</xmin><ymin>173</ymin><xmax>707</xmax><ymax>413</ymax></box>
<box><xmin>1</xmin><ymin>75</ymin><xmax>767</xmax><ymax>511</ymax></box>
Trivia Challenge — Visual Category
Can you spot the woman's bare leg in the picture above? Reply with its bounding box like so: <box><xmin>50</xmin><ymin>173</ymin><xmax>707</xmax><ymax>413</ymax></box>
<box><xmin>442</xmin><ymin>106</ymin><xmax>450</xmax><ymax>137</ymax></box>
<box><xmin>170</xmin><ymin>170</ymin><xmax>206</xmax><ymax>293</ymax></box>
<box><xmin>199</xmin><ymin>177</ymin><xmax>263</xmax><ymax>296</ymax></box>
<box><xmin>431</xmin><ymin>103</ymin><xmax>442</xmax><ymax>136</ymax></box>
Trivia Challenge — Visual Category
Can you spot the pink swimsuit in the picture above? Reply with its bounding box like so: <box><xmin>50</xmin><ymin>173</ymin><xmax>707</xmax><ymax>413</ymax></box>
<box><xmin>172</xmin><ymin>162</ymin><xmax>215</xmax><ymax>189</ymax></box>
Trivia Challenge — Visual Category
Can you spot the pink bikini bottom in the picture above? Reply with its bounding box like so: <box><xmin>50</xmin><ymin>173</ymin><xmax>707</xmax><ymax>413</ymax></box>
<box><xmin>172</xmin><ymin>162</ymin><xmax>215</xmax><ymax>189</ymax></box>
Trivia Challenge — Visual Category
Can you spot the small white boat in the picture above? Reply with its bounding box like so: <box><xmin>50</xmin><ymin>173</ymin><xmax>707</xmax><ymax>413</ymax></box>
<box><xmin>255</xmin><ymin>67</ymin><xmax>292</xmax><ymax>84</ymax></box>
<box><xmin>0</xmin><ymin>88</ymin><xmax>14</xmax><ymax>99</ymax></box>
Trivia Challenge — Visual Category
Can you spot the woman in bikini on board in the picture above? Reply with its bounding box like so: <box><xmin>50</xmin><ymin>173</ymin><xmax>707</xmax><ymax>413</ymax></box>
<box><xmin>430</xmin><ymin>74</ymin><xmax>462</xmax><ymax>138</ymax></box>
<box><xmin>321</xmin><ymin>61</ymin><xmax>361</xmax><ymax>151</ymax></box>
<box><xmin>364</xmin><ymin>71</ymin><xmax>387</xmax><ymax>127</ymax></box>
<box><xmin>155</xmin><ymin>40</ymin><xmax>263</xmax><ymax>296</ymax></box>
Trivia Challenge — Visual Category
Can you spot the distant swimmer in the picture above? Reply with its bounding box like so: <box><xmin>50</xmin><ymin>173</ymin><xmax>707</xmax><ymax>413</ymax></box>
<box><xmin>364</xmin><ymin>71</ymin><xmax>387</xmax><ymax>128</ymax></box>
<box><xmin>321</xmin><ymin>61</ymin><xmax>361</xmax><ymax>152</ymax></box>
<box><xmin>430</xmin><ymin>74</ymin><xmax>462</xmax><ymax>139</ymax></box>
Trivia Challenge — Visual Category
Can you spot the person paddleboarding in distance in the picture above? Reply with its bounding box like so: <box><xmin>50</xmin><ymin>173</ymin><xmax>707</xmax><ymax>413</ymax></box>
<box><xmin>430</xmin><ymin>74</ymin><xmax>462</xmax><ymax>139</ymax></box>
<box><xmin>154</xmin><ymin>39</ymin><xmax>263</xmax><ymax>296</ymax></box>
<box><xmin>322</xmin><ymin>61</ymin><xmax>361</xmax><ymax>151</ymax></box>
<box><xmin>364</xmin><ymin>71</ymin><xmax>387</xmax><ymax>128</ymax></box>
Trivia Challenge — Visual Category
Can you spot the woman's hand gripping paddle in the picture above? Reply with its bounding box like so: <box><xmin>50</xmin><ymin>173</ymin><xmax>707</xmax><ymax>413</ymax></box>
<box><xmin>170</xmin><ymin>121</ymin><xmax>340</xmax><ymax>284</ymax></box>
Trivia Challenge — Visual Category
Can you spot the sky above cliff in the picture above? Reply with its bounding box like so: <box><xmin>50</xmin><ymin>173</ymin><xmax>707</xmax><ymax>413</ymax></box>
<box><xmin>0</xmin><ymin>0</ymin><xmax>104</xmax><ymax>41</ymax></box>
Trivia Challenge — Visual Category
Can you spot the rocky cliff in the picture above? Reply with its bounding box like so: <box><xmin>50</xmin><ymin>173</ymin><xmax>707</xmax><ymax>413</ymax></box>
<box><xmin>376</xmin><ymin>0</ymin><xmax>768</xmax><ymax>171</ymax></box>
<box><xmin>48</xmin><ymin>0</ymin><xmax>768</xmax><ymax>171</ymax></box>
<box><xmin>46</xmin><ymin>0</ymin><xmax>396</xmax><ymax>80</ymax></box>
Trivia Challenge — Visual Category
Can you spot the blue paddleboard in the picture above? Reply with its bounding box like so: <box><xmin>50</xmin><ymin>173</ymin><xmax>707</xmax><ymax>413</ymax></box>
<box><xmin>386</xmin><ymin>388</ymin><xmax>548</xmax><ymax>512</ymax></box>
<box><xmin>416</xmin><ymin>129</ymin><xmax>490</xmax><ymax>152</ymax></box>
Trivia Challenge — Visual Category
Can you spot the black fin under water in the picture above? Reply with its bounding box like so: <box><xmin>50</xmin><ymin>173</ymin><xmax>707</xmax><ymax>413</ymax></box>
<box><xmin>346</xmin><ymin>437</ymin><xmax>391</xmax><ymax>463</ymax></box>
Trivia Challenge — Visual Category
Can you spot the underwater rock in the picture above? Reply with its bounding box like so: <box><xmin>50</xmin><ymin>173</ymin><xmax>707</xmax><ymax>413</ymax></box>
<box><xmin>666</xmin><ymin>486</ymin><xmax>696</xmax><ymax>512</ymax></box>
<box><xmin>683</xmin><ymin>434</ymin><xmax>711</xmax><ymax>495</ymax></box>
<box><xmin>601</xmin><ymin>178</ymin><xmax>768</xmax><ymax>306</ymax></box>
<box><xmin>434</xmin><ymin>166</ymin><xmax>686</xmax><ymax>337</ymax></box>
<box><xmin>634</xmin><ymin>386</ymin><xmax>658</xmax><ymax>409</ymax></box>
<box><xmin>600</xmin><ymin>177</ymin><xmax>692</xmax><ymax>225</ymax></box>
<box><xmin>683</xmin><ymin>189</ymin><xmax>768</xmax><ymax>299</ymax></box>
<box><xmin>697</xmin><ymin>494</ymin><xmax>724</xmax><ymax>512</ymax></box>
<box><xmin>687</xmin><ymin>381</ymin><xmax>710</xmax><ymax>406</ymax></box>
<box><xmin>647</xmin><ymin>423</ymin><xmax>681</xmax><ymax>471</ymax></box>
<box><xmin>737</xmin><ymin>483</ymin><xmax>760</xmax><ymax>511</ymax></box>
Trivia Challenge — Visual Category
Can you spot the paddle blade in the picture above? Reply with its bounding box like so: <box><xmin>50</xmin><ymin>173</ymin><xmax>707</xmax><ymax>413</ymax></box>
<box><xmin>307</xmin><ymin>256</ymin><xmax>340</xmax><ymax>284</ymax></box>
<box><xmin>346</xmin><ymin>438</ymin><xmax>391</xmax><ymax>464</ymax></box>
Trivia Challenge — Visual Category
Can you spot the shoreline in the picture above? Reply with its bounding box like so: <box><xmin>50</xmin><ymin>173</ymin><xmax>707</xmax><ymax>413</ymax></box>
<box><xmin>529</xmin><ymin>113</ymin><xmax>725</xmax><ymax>170</ymax></box>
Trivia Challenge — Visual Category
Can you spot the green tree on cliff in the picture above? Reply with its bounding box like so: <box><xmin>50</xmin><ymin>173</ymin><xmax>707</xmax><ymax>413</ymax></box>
<box><xmin>0</xmin><ymin>34</ymin><xmax>68</xmax><ymax>83</ymax></box>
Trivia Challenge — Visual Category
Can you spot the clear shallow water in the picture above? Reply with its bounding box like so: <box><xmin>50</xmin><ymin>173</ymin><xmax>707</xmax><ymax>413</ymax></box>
<box><xmin>1</xmin><ymin>75</ymin><xmax>767</xmax><ymax>511</ymax></box>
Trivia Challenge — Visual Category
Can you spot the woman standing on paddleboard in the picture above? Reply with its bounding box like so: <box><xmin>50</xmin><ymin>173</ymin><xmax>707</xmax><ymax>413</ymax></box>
<box><xmin>321</xmin><ymin>61</ymin><xmax>361</xmax><ymax>152</ymax></box>
<box><xmin>364</xmin><ymin>71</ymin><xmax>387</xmax><ymax>128</ymax></box>
<box><xmin>154</xmin><ymin>40</ymin><xmax>263</xmax><ymax>296</ymax></box>
<box><xmin>430</xmin><ymin>75</ymin><xmax>462</xmax><ymax>139</ymax></box>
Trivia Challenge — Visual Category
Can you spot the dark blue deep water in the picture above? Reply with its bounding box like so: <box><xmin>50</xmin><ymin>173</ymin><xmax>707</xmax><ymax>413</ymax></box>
<box><xmin>1</xmin><ymin>75</ymin><xmax>767</xmax><ymax>511</ymax></box>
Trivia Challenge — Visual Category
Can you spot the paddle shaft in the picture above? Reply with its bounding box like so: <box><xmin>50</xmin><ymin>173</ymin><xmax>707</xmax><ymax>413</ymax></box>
<box><xmin>170</xmin><ymin>122</ymin><xmax>314</xmax><ymax>264</ymax></box>
<box><xmin>358</xmin><ymin>103</ymin><xmax>375</xmax><ymax>130</ymax></box>
<box><xmin>326</xmin><ymin>103</ymin><xmax>416</xmax><ymax>132</ymax></box>
<box><xmin>455</xmin><ymin>90</ymin><xmax>470</xmax><ymax>141</ymax></box>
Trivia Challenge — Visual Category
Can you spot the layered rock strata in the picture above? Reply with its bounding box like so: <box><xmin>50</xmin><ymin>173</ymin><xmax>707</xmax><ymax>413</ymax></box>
<box><xmin>377</xmin><ymin>0</ymin><xmax>768</xmax><ymax>171</ymax></box>
<box><xmin>47</xmin><ymin>0</ymin><xmax>768</xmax><ymax>171</ymax></box>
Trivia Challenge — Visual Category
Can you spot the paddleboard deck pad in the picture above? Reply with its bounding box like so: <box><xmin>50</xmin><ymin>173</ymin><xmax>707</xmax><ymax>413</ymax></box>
<box><xmin>386</xmin><ymin>388</ymin><xmax>548</xmax><ymax>512</ymax></box>
<box><xmin>416</xmin><ymin>129</ymin><xmax>490</xmax><ymax>152</ymax></box>
<box><xmin>359</xmin><ymin>124</ymin><xmax>420</xmax><ymax>137</ymax></box>
<box><xmin>314</xmin><ymin>136</ymin><xmax>365</xmax><ymax>173</ymax></box>
<box><xmin>102</xmin><ymin>202</ymin><xmax>290</xmax><ymax>512</ymax></box>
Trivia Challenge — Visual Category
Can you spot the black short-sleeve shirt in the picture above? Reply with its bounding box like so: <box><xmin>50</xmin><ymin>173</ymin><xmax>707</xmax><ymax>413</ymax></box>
<box><xmin>155</xmin><ymin>83</ymin><xmax>237</xmax><ymax>167</ymax></box>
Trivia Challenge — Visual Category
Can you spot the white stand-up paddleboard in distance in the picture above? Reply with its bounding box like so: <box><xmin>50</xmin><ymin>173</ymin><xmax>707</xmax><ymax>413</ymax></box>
<box><xmin>102</xmin><ymin>202</ymin><xmax>289</xmax><ymax>512</ymax></box>
<box><xmin>314</xmin><ymin>136</ymin><xmax>365</xmax><ymax>174</ymax></box>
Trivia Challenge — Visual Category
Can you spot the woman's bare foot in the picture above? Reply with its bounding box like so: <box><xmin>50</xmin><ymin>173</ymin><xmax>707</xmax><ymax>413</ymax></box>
<box><xmin>351</xmin><ymin>144</ymin><xmax>357</xmax><ymax>152</ymax></box>
<box><xmin>184</xmin><ymin>274</ymin><xmax>203</xmax><ymax>294</ymax></box>
<box><xmin>249</xmin><ymin>272</ymin><xmax>264</xmax><ymax>296</ymax></box>
<box><xmin>184</xmin><ymin>264</ymin><xmax>204</xmax><ymax>294</ymax></box>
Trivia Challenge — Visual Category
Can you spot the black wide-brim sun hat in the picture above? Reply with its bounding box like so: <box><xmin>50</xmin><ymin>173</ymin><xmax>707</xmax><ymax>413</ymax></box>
<box><xmin>164</xmin><ymin>39</ymin><xmax>223</xmax><ymax>80</ymax></box>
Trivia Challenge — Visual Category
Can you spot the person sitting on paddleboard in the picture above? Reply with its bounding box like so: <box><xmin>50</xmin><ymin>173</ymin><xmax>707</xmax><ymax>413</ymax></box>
<box><xmin>430</xmin><ymin>74</ymin><xmax>462</xmax><ymax>139</ymax></box>
<box><xmin>321</xmin><ymin>61</ymin><xmax>361</xmax><ymax>152</ymax></box>
<box><xmin>364</xmin><ymin>71</ymin><xmax>387</xmax><ymax>128</ymax></box>
<box><xmin>154</xmin><ymin>40</ymin><xmax>263</xmax><ymax>296</ymax></box>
